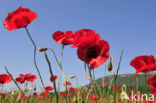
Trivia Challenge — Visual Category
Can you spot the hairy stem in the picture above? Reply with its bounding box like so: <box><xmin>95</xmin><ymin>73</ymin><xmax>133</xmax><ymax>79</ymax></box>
<box><xmin>145</xmin><ymin>73</ymin><xmax>147</xmax><ymax>91</ymax></box>
<box><xmin>48</xmin><ymin>48</ymin><xmax>69</xmax><ymax>103</ymax></box>
<box><xmin>4</xmin><ymin>66</ymin><xmax>24</xmax><ymax>96</ymax></box>
<box><xmin>25</xmin><ymin>27</ymin><xmax>45</xmax><ymax>89</ymax></box>
<box><xmin>114</xmin><ymin>50</ymin><xmax>123</xmax><ymax>103</ymax></box>
<box><xmin>44</xmin><ymin>51</ymin><xmax>59</xmax><ymax>103</ymax></box>
<box><xmin>60</xmin><ymin>45</ymin><xmax>65</xmax><ymax>65</ymax></box>
<box><xmin>1</xmin><ymin>84</ymin><xmax>3</xmax><ymax>93</ymax></box>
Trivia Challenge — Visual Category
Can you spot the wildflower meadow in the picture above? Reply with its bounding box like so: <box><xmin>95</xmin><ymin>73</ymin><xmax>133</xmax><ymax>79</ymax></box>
<box><xmin>0</xmin><ymin>1</ymin><xmax>156</xmax><ymax>103</ymax></box>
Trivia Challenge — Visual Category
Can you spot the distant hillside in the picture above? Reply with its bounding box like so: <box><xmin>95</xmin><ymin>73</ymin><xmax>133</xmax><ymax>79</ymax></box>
<box><xmin>85</xmin><ymin>72</ymin><xmax>155</xmax><ymax>94</ymax></box>
<box><xmin>88</xmin><ymin>72</ymin><xmax>156</xmax><ymax>87</ymax></box>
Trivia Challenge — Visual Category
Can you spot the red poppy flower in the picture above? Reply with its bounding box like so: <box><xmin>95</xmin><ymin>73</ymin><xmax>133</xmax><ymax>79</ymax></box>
<box><xmin>0</xmin><ymin>74</ymin><xmax>12</xmax><ymax>84</ymax></box>
<box><xmin>151</xmin><ymin>86</ymin><xmax>156</xmax><ymax>94</ymax></box>
<box><xmin>129</xmin><ymin>89</ymin><xmax>134</xmax><ymax>93</ymax></box>
<box><xmin>19</xmin><ymin>73</ymin><xmax>31</xmax><ymax>77</ymax></box>
<box><xmin>103</xmin><ymin>81</ymin><xmax>107</xmax><ymax>86</ymax></box>
<box><xmin>45</xmin><ymin>86</ymin><xmax>53</xmax><ymax>91</ymax></box>
<box><xmin>33</xmin><ymin>92</ymin><xmax>37</xmax><ymax>96</ymax></box>
<box><xmin>4</xmin><ymin>6</ymin><xmax>37</xmax><ymax>31</ymax></box>
<box><xmin>112</xmin><ymin>86</ymin><xmax>119</xmax><ymax>90</ymax></box>
<box><xmin>50</xmin><ymin>75</ymin><xmax>58</xmax><ymax>83</ymax></box>
<box><xmin>72</xmin><ymin>29</ymin><xmax>100</xmax><ymax>48</ymax></box>
<box><xmin>147</xmin><ymin>75</ymin><xmax>156</xmax><ymax>86</ymax></box>
<box><xmin>117</xmin><ymin>89</ymin><xmax>122</xmax><ymax>92</ymax></box>
<box><xmin>52</xmin><ymin>31</ymin><xmax>74</xmax><ymax>45</ymax></box>
<box><xmin>27</xmin><ymin>75</ymin><xmax>37</xmax><ymax>82</ymax></box>
<box><xmin>83</xmin><ymin>89</ymin><xmax>86</xmax><ymax>92</ymax></box>
<box><xmin>77</xmin><ymin>40</ymin><xmax>110</xmax><ymax>69</ymax></box>
<box><xmin>69</xmin><ymin>87</ymin><xmax>75</xmax><ymax>92</ymax></box>
<box><xmin>18</xmin><ymin>73</ymin><xmax>37</xmax><ymax>82</ymax></box>
<box><xmin>63</xmin><ymin>81</ymin><xmax>71</xmax><ymax>86</ymax></box>
<box><xmin>0</xmin><ymin>93</ymin><xmax>5</xmax><ymax>98</ymax></box>
<box><xmin>41</xmin><ymin>91</ymin><xmax>49</xmax><ymax>96</ymax></box>
<box><xmin>72</xmin><ymin>93</ymin><xmax>77</xmax><ymax>97</ymax></box>
<box><xmin>102</xmin><ymin>98</ymin><xmax>106</xmax><ymax>102</ymax></box>
<box><xmin>60</xmin><ymin>92</ymin><xmax>66</xmax><ymax>96</ymax></box>
<box><xmin>15</xmin><ymin>77</ymin><xmax>25</xmax><ymax>84</ymax></box>
<box><xmin>19</xmin><ymin>73</ymin><xmax>31</xmax><ymax>80</ymax></box>
<box><xmin>68</xmin><ymin>93</ymin><xmax>72</xmax><ymax>96</ymax></box>
<box><xmin>38</xmin><ymin>96</ymin><xmax>43</xmax><ymax>101</ymax></box>
<box><xmin>20</xmin><ymin>93</ymin><xmax>23</xmax><ymax>100</ymax></box>
<box><xmin>130</xmin><ymin>55</ymin><xmax>156</xmax><ymax>77</ymax></box>
<box><xmin>90</xmin><ymin>94</ymin><xmax>96</xmax><ymax>100</ymax></box>
<box><xmin>147</xmin><ymin>75</ymin><xmax>156</xmax><ymax>94</ymax></box>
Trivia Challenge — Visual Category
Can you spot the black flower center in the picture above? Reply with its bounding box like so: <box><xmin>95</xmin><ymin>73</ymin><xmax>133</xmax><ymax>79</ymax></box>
<box><xmin>1</xmin><ymin>81</ymin><xmax>4</xmax><ymax>84</ymax></box>
<box><xmin>87</xmin><ymin>49</ymin><xmax>98</xmax><ymax>58</ymax></box>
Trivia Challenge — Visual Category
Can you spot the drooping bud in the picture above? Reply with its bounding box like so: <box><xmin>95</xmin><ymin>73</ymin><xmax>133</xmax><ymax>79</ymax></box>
<box><xmin>38</xmin><ymin>47</ymin><xmax>47</xmax><ymax>52</ymax></box>
<box><xmin>107</xmin><ymin>56</ymin><xmax>113</xmax><ymax>72</ymax></box>
<box><xmin>69</xmin><ymin>75</ymin><xmax>75</xmax><ymax>79</ymax></box>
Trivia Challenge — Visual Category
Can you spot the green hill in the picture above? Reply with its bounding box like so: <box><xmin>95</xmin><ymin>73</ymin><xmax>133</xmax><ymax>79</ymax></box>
<box><xmin>95</xmin><ymin>72</ymin><xmax>155</xmax><ymax>86</ymax></box>
<box><xmin>85</xmin><ymin>72</ymin><xmax>155</xmax><ymax>93</ymax></box>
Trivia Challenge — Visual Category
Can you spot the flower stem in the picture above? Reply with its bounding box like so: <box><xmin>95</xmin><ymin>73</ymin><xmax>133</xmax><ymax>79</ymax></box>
<box><xmin>60</xmin><ymin>45</ymin><xmax>65</xmax><ymax>65</ymax></box>
<box><xmin>144</xmin><ymin>73</ymin><xmax>147</xmax><ymax>91</ymax></box>
<box><xmin>4</xmin><ymin>66</ymin><xmax>25</xmax><ymax>96</ymax></box>
<box><xmin>93</xmin><ymin>69</ymin><xmax>95</xmax><ymax>80</ymax></box>
<box><xmin>48</xmin><ymin>48</ymin><xmax>69</xmax><ymax>103</ymax></box>
<box><xmin>83</xmin><ymin>49</ymin><xmax>99</xmax><ymax>103</ymax></box>
<box><xmin>25</xmin><ymin>27</ymin><xmax>45</xmax><ymax>89</ymax></box>
<box><xmin>44</xmin><ymin>51</ymin><xmax>59</xmax><ymax>103</ymax></box>
<box><xmin>136</xmin><ymin>77</ymin><xmax>138</xmax><ymax>103</ymax></box>
<box><xmin>1</xmin><ymin>84</ymin><xmax>3</xmax><ymax>93</ymax></box>
<box><xmin>83</xmin><ymin>49</ymin><xmax>92</xmax><ymax>80</ymax></box>
<box><xmin>114</xmin><ymin>50</ymin><xmax>123</xmax><ymax>103</ymax></box>
<box><xmin>59</xmin><ymin>45</ymin><xmax>70</xmax><ymax>103</ymax></box>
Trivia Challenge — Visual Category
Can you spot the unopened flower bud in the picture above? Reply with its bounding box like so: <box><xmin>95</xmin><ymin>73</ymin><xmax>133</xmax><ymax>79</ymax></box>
<box><xmin>69</xmin><ymin>75</ymin><xmax>75</xmax><ymax>79</ymax></box>
<box><xmin>107</xmin><ymin>58</ymin><xmax>113</xmax><ymax>72</ymax></box>
<box><xmin>38</xmin><ymin>47</ymin><xmax>47</xmax><ymax>52</ymax></box>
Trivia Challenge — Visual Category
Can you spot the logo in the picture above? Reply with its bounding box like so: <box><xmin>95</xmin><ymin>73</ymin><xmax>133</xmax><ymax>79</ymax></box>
<box><xmin>121</xmin><ymin>91</ymin><xmax>155</xmax><ymax>102</ymax></box>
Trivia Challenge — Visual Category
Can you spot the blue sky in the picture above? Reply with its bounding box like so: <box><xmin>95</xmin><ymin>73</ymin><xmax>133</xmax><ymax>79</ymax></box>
<box><xmin>0</xmin><ymin>0</ymin><xmax>156</xmax><ymax>90</ymax></box>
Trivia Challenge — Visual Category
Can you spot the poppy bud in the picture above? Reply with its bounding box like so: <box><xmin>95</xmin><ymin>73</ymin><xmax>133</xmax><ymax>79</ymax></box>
<box><xmin>107</xmin><ymin>61</ymin><xmax>112</xmax><ymax>71</ymax></box>
<box><xmin>107</xmin><ymin>56</ymin><xmax>113</xmax><ymax>72</ymax></box>
<box><xmin>38</xmin><ymin>47</ymin><xmax>47</xmax><ymax>52</ymax></box>
<box><xmin>69</xmin><ymin>75</ymin><xmax>75</xmax><ymax>79</ymax></box>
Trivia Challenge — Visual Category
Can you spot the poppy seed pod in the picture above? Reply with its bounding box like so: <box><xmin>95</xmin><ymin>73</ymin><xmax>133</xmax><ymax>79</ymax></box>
<box><xmin>38</xmin><ymin>47</ymin><xmax>47</xmax><ymax>52</ymax></box>
<box><xmin>107</xmin><ymin>58</ymin><xmax>113</xmax><ymax>72</ymax></box>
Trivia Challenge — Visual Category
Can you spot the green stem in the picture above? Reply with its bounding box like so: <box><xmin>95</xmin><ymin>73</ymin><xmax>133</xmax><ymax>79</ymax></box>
<box><xmin>1</xmin><ymin>84</ymin><xmax>3</xmax><ymax>93</ymax></box>
<box><xmin>4</xmin><ymin>66</ymin><xmax>25</xmax><ymax>96</ymax></box>
<box><xmin>48</xmin><ymin>48</ymin><xmax>69</xmax><ymax>103</ymax></box>
<box><xmin>136</xmin><ymin>77</ymin><xmax>138</xmax><ymax>103</ymax></box>
<box><xmin>60</xmin><ymin>45</ymin><xmax>65</xmax><ymax>65</ymax></box>
<box><xmin>59</xmin><ymin>45</ymin><xmax>70</xmax><ymax>103</ymax></box>
<box><xmin>83</xmin><ymin>49</ymin><xmax>98</xmax><ymax>103</ymax></box>
<box><xmin>114</xmin><ymin>50</ymin><xmax>123</xmax><ymax>103</ymax></box>
<box><xmin>44</xmin><ymin>51</ymin><xmax>59</xmax><ymax>103</ymax></box>
<box><xmin>83</xmin><ymin>49</ymin><xmax>91</xmax><ymax>80</ymax></box>
<box><xmin>25</xmin><ymin>27</ymin><xmax>45</xmax><ymax>89</ymax></box>
<box><xmin>145</xmin><ymin>73</ymin><xmax>147</xmax><ymax>91</ymax></box>
<box><xmin>93</xmin><ymin>69</ymin><xmax>95</xmax><ymax>80</ymax></box>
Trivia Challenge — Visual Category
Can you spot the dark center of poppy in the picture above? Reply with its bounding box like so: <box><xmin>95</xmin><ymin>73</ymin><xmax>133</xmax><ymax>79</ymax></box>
<box><xmin>87</xmin><ymin>49</ymin><xmax>98</xmax><ymax>58</ymax></box>
<box><xmin>1</xmin><ymin>81</ymin><xmax>4</xmax><ymax>84</ymax></box>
